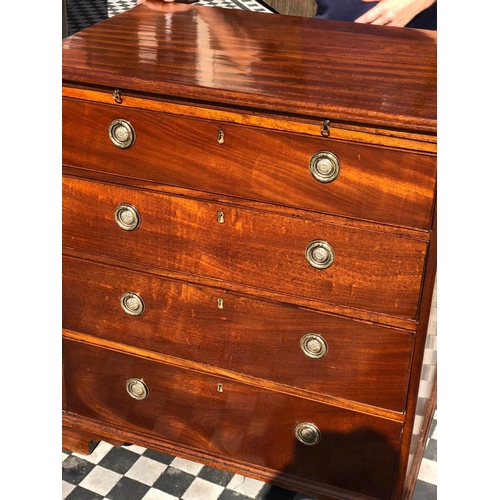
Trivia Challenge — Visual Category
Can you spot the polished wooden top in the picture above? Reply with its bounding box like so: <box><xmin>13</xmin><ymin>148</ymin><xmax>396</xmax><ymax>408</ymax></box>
<box><xmin>62</xmin><ymin>2</ymin><xmax>436</xmax><ymax>134</ymax></box>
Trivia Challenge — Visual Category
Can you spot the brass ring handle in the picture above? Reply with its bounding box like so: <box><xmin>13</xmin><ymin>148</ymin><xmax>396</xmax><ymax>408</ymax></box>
<box><xmin>109</xmin><ymin>119</ymin><xmax>136</xmax><ymax>149</ymax></box>
<box><xmin>295</xmin><ymin>422</ymin><xmax>322</xmax><ymax>446</ymax></box>
<box><xmin>126</xmin><ymin>378</ymin><xmax>149</xmax><ymax>400</ymax></box>
<box><xmin>300</xmin><ymin>333</ymin><xmax>328</xmax><ymax>359</ymax></box>
<box><xmin>309</xmin><ymin>150</ymin><xmax>340</xmax><ymax>183</ymax></box>
<box><xmin>120</xmin><ymin>292</ymin><xmax>145</xmax><ymax>316</ymax></box>
<box><xmin>114</xmin><ymin>203</ymin><xmax>140</xmax><ymax>231</ymax></box>
<box><xmin>305</xmin><ymin>240</ymin><xmax>335</xmax><ymax>269</ymax></box>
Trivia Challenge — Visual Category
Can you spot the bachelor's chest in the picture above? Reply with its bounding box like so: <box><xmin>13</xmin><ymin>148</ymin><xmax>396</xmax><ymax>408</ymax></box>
<box><xmin>62</xmin><ymin>5</ymin><xmax>437</xmax><ymax>500</ymax></box>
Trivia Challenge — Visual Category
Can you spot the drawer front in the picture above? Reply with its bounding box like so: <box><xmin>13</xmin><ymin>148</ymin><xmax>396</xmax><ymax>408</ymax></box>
<box><xmin>63</xmin><ymin>98</ymin><xmax>436</xmax><ymax>230</ymax></box>
<box><xmin>63</xmin><ymin>339</ymin><xmax>402</xmax><ymax>499</ymax></box>
<box><xmin>63</xmin><ymin>256</ymin><xmax>414</xmax><ymax>411</ymax></box>
<box><xmin>63</xmin><ymin>177</ymin><xmax>428</xmax><ymax>319</ymax></box>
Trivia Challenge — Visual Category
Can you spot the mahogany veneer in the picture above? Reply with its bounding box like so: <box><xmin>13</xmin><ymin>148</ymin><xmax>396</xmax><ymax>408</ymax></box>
<box><xmin>62</xmin><ymin>4</ymin><xmax>436</xmax><ymax>500</ymax></box>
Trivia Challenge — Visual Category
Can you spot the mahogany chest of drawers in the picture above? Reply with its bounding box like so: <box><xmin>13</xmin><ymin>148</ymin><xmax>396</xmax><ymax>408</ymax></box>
<box><xmin>62</xmin><ymin>4</ymin><xmax>437</xmax><ymax>500</ymax></box>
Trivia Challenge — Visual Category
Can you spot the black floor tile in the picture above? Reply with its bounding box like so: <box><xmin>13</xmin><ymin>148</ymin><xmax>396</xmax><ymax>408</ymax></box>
<box><xmin>106</xmin><ymin>476</ymin><xmax>151</xmax><ymax>500</ymax></box>
<box><xmin>143</xmin><ymin>447</ymin><xmax>176</xmax><ymax>465</ymax></box>
<box><xmin>412</xmin><ymin>480</ymin><xmax>437</xmax><ymax>500</ymax></box>
<box><xmin>429</xmin><ymin>417</ymin><xmax>437</xmax><ymax>439</ymax></box>
<box><xmin>62</xmin><ymin>456</ymin><xmax>96</xmax><ymax>485</ymax></box>
<box><xmin>198</xmin><ymin>464</ymin><xmax>235</xmax><ymax>487</ymax></box>
<box><xmin>98</xmin><ymin>446</ymin><xmax>140</xmax><ymax>475</ymax></box>
<box><xmin>257</xmin><ymin>484</ymin><xmax>297</xmax><ymax>500</ymax></box>
<box><xmin>153</xmin><ymin>466</ymin><xmax>196</xmax><ymax>497</ymax></box>
<box><xmin>424</xmin><ymin>438</ymin><xmax>437</xmax><ymax>461</ymax></box>
<box><xmin>65</xmin><ymin>486</ymin><xmax>105</xmax><ymax>500</ymax></box>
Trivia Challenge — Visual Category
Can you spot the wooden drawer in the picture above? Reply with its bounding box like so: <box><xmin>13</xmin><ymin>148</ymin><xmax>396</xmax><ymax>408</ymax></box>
<box><xmin>63</xmin><ymin>256</ymin><xmax>414</xmax><ymax>411</ymax></box>
<box><xmin>63</xmin><ymin>338</ymin><xmax>402</xmax><ymax>500</ymax></box>
<box><xmin>62</xmin><ymin>176</ymin><xmax>428</xmax><ymax>319</ymax></box>
<box><xmin>62</xmin><ymin>98</ymin><xmax>436</xmax><ymax>230</ymax></box>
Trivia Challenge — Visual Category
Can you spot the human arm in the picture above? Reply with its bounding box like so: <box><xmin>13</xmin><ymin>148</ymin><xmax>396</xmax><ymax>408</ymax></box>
<box><xmin>355</xmin><ymin>0</ymin><xmax>436</xmax><ymax>27</ymax></box>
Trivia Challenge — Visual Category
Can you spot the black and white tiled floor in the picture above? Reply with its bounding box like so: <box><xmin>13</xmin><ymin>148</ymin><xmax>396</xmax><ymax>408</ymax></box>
<box><xmin>63</xmin><ymin>1</ymin><xmax>437</xmax><ymax>498</ymax></box>
<box><xmin>65</xmin><ymin>0</ymin><xmax>274</xmax><ymax>36</ymax></box>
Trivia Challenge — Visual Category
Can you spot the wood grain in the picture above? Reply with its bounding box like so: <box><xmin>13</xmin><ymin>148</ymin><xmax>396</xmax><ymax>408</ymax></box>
<box><xmin>64</xmin><ymin>338</ymin><xmax>402</xmax><ymax>500</ymax></box>
<box><xmin>62</xmin><ymin>5</ymin><xmax>437</xmax><ymax>499</ymax></box>
<box><xmin>62</xmin><ymin>3</ymin><xmax>436</xmax><ymax>134</ymax></box>
<box><xmin>62</xmin><ymin>98</ymin><xmax>436</xmax><ymax>230</ymax></box>
<box><xmin>63</xmin><ymin>255</ymin><xmax>415</xmax><ymax>411</ymax></box>
<box><xmin>62</xmin><ymin>411</ymin><xmax>392</xmax><ymax>500</ymax></box>
<box><xmin>62</xmin><ymin>176</ymin><xmax>429</xmax><ymax>319</ymax></box>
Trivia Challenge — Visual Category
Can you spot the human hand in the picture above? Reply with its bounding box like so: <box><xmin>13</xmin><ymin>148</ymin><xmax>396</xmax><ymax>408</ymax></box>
<box><xmin>355</xmin><ymin>0</ymin><xmax>435</xmax><ymax>27</ymax></box>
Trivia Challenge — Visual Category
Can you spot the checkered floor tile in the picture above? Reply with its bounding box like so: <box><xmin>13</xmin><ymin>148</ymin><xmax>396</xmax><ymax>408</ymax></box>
<box><xmin>63</xmin><ymin>2</ymin><xmax>437</xmax><ymax>498</ymax></box>
<box><xmin>65</xmin><ymin>0</ymin><xmax>273</xmax><ymax>36</ymax></box>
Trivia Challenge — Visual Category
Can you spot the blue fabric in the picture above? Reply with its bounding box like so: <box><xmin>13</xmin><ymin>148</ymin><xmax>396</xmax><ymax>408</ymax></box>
<box><xmin>315</xmin><ymin>0</ymin><xmax>437</xmax><ymax>30</ymax></box>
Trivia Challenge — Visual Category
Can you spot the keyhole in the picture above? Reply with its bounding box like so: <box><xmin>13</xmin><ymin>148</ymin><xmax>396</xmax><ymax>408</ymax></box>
<box><xmin>217</xmin><ymin>212</ymin><xmax>225</xmax><ymax>224</ymax></box>
<box><xmin>217</xmin><ymin>383</ymin><xmax>223</xmax><ymax>392</ymax></box>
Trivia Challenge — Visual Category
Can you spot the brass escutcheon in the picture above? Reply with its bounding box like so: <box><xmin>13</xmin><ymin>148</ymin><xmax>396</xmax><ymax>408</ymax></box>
<box><xmin>309</xmin><ymin>150</ymin><xmax>340</xmax><ymax>183</ymax></box>
<box><xmin>108</xmin><ymin>118</ymin><xmax>136</xmax><ymax>149</ymax></box>
<box><xmin>295</xmin><ymin>422</ymin><xmax>322</xmax><ymax>446</ymax></box>
<box><xmin>305</xmin><ymin>240</ymin><xmax>335</xmax><ymax>269</ymax></box>
<box><xmin>126</xmin><ymin>378</ymin><xmax>149</xmax><ymax>400</ymax></box>
<box><xmin>120</xmin><ymin>291</ymin><xmax>145</xmax><ymax>316</ymax></box>
<box><xmin>114</xmin><ymin>203</ymin><xmax>140</xmax><ymax>231</ymax></box>
<box><xmin>300</xmin><ymin>333</ymin><xmax>328</xmax><ymax>359</ymax></box>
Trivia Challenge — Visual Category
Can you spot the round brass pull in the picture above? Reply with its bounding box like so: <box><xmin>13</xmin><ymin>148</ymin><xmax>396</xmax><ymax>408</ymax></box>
<box><xmin>309</xmin><ymin>150</ymin><xmax>340</xmax><ymax>183</ymax></box>
<box><xmin>109</xmin><ymin>119</ymin><xmax>136</xmax><ymax>149</ymax></box>
<box><xmin>126</xmin><ymin>378</ymin><xmax>149</xmax><ymax>400</ymax></box>
<box><xmin>300</xmin><ymin>333</ymin><xmax>328</xmax><ymax>359</ymax></box>
<box><xmin>305</xmin><ymin>240</ymin><xmax>335</xmax><ymax>269</ymax></box>
<box><xmin>120</xmin><ymin>292</ymin><xmax>145</xmax><ymax>316</ymax></box>
<box><xmin>114</xmin><ymin>203</ymin><xmax>140</xmax><ymax>231</ymax></box>
<box><xmin>295</xmin><ymin>422</ymin><xmax>322</xmax><ymax>446</ymax></box>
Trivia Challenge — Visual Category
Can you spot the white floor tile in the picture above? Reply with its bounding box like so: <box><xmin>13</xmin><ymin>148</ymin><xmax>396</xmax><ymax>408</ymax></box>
<box><xmin>78</xmin><ymin>465</ymin><xmax>122</xmax><ymax>496</ymax></box>
<box><xmin>142</xmin><ymin>488</ymin><xmax>179</xmax><ymax>500</ymax></box>
<box><xmin>125</xmin><ymin>456</ymin><xmax>168</xmax><ymax>486</ymax></box>
<box><xmin>181</xmin><ymin>477</ymin><xmax>225</xmax><ymax>500</ymax></box>
<box><xmin>62</xmin><ymin>480</ymin><xmax>75</xmax><ymax>499</ymax></box>
<box><xmin>418</xmin><ymin>457</ymin><xmax>437</xmax><ymax>485</ymax></box>
<box><xmin>227</xmin><ymin>474</ymin><xmax>266</xmax><ymax>497</ymax></box>
<box><xmin>170</xmin><ymin>456</ymin><xmax>204</xmax><ymax>476</ymax></box>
